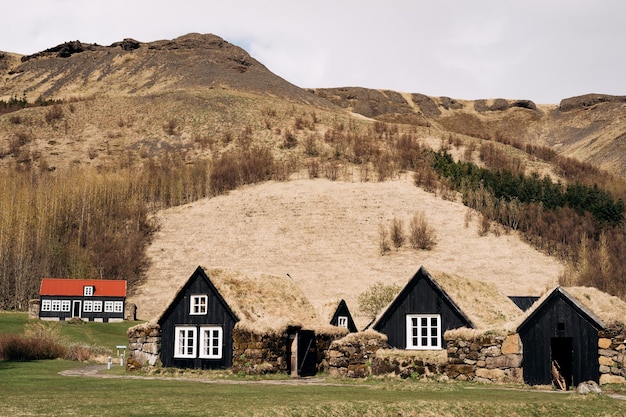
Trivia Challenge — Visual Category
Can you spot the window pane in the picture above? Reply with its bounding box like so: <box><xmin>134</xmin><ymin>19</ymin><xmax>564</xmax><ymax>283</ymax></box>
<box><xmin>421</xmin><ymin>317</ymin><xmax>428</xmax><ymax>326</ymax></box>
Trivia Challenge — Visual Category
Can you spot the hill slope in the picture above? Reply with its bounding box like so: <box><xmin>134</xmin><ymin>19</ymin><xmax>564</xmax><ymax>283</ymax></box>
<box><xmin>130</xmin><ymin>175</ymin><xmax>562</xmax><ymax>327</ymax></box>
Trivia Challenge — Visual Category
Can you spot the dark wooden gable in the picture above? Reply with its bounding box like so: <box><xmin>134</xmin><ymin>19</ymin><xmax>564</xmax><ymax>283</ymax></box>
<box><xmin>158</xmin><ymin>266</ymin><xmax>239</xmax><ymax>369</ymax></box>
<box><xmin>517</xmin><ymin>287</ymin><xmax>604</xmax><ymax>387</ymax></box>
<box><xmin>372</xmin><ymin>266</ymin><xmax>474</xmax><ymax>349</ymax></box>
<box><xmin>508</xmin><ymin>296</ymin><xmax>540</xmax><ymax>312</ymax></box>
<box><xmin>329</xmin><ymin>299</ymin><xmax>358</xmax><ymax>333</ymax></box>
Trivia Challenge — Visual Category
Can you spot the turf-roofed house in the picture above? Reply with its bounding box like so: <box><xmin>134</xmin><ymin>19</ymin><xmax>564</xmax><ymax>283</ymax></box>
<box><xmin>36</xmin><ymin>278</ymin><xmax>127</xmax><ymax>322</ymax></box>
<box><xmin>128</xmin><ymin>266</ymin><xmax>348</xmax><ymax>375</ymax></box>
<box><xmin>516</xmin><ymin>286</ymin><xmax>626</xmax><ymax>388</ymax></box>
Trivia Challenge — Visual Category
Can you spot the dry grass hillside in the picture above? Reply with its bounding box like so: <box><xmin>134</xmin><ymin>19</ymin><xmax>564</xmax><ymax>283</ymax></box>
<box><xmin>0</xmin><ymin>33</ymin><xmax>624</xmax><ymax>316</ymax></box>
<box><xmin>130</xmin><ymin>174</ymin><xmax>563</xmax><ymax>328</ymax></box>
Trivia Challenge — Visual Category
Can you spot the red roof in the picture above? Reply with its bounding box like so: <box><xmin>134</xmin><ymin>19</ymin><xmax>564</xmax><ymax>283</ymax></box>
<box><xmin>39</xmin><ymin>279</ymin><xmax>126</xmax><ymax>297</ymax></box>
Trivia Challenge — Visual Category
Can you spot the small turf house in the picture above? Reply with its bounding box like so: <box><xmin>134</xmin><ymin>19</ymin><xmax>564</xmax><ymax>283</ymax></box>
<box><xmin>372</xmin><ymin>267</ymin><xmax>472</xmax><ymax>350</ymax></box>
<box><xmin>158</xmin><ymin>266</ymin><xmax>239</xmax><ymax>369</ymax></box>
<box><xmin>328</xmin><ymin>299</ymin><xmax>358</xmax><ymax>333</ymax></box>
<box><xmin>38</xmin><ymin>278</ymin><xmax>127</xmax><ymax>322</ymax></box>
<box><xmin>156</xmin><ymin>266</ymin><xmax>341</xmax><ymax>375</ymax></box>
<box><xmin>516</xmin><ymin>286</ymin><xmax>626</xmax><ymax>388</ymax></box>
<box><xmin>370</xmin><ymin>266</ymin><xmax>523</xmax><ymax>350</ymax></box>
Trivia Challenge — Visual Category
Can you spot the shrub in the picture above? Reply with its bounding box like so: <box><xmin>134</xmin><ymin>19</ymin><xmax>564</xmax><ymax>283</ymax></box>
<box><xmin>390</xmin><ymin>217</ymin><xmax>405</xmax><ymax>249</ymax></box>
<box><xmin>409</xmin><ymin>211</ymin><xmax>437</xmax><ymax>250</ymax></box>
<box><xmin>0</xmin><ymin>322</ymin><xmax>67</xmax><ymax>361</ymax></box>
<box><xmin>44</xmin><ymin>104</ymin><xmax>63</xmax><ymax>124</ymax></box>
<box><xmin>378</xmin><ymin>223</ymin><xmax>390</xmax><ymax>255</ymax></box>
<box><xmin>358</xmin><ymin>281</ymin><xmax>402</xmax><ymax>320</ymax></box>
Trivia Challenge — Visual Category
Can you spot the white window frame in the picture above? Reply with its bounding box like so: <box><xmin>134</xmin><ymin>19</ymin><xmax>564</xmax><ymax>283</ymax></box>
<box><xmin>113</xmin><ymin>301</ymin><xmax>123</xmax><ymax>313</ymax></box>
<box><xmin>174</xmin><ymin>326</ymin><xmax>197</xmax><ymax>358</ymax></box>
<box><xmin>104</xmin><ymin>301</ymin><xmax>114</xmax><ymax>312</ymax></box>
<box><xmin>83</xmin><ymin>286</ymin><xmax>94</xmax><ymax>297</ymax></box>
<box><xmin>51</xmin><ymin>300</ymin><xmax>61</xmax><ymax>312</ymax></box>
<box><xmin>83</xmin><ymin>300</ymin><xmax>93</xmax><ymax>313</ymax></box>
<box><xmin>61</xmin><ymin>300</ymin><xmax>71</xmax><ymax>312</ymax></box>
<box><xmin>41</xmin><ymin>299</ymin><xmax>52</xmax><ymax>311</ymax></box>
<box><xmin>337</xmin><ymin>316</ymin><xmax>348</xmax><ymax>328</ymax></box>
<box><xmin>199</xmin><ymin>326</ymin><xmax>223</xmax><ymax>359</ymax></box>
<box><xmin>190</xmin><ymin>295</ymin><xmax>208</xmax><ymax>315</ymax></box>
<box><xmin>93</xmin><ymin>301</ymin><xmax>103</xmax><ymax>312</ymax></box>
<box><xmin>406</xmin><ymin>314</ymin><xmax>441</xmax><ymax>350</ymax></box>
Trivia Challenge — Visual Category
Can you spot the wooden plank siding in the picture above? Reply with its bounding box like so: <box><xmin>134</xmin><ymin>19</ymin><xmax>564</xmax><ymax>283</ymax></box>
<box><xmin>373</xmin><ymin>267</ymin><xmax>474</xmax><ymax>349</ymax></box>
<box><xmin>39</xmin><ymin>295</ymin><xmax>125</xmax><ymax>322</ymax></box>
<box><xmin>518</xmin><ymin>288</ymin><xmax>603</xmax><ymax>386</ymax></box>
<box><xmin>159</xmin><ymin>267</ymin><xmax>238</xmax><ymax>369</ymax></box>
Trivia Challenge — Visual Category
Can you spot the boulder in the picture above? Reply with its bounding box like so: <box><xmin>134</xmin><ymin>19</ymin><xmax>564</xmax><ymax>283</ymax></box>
<box><xmin>501</xmin><ymin>334</ymin><xmax>521</xmax><ymax>355</ymax></box>
<box><xmin>576</xmin><ymin>380</ymin><xmax>602</xmax><ymax>395</ymax></box>
<box><xmin>598</xmin><ymin>338</ymin><xmax>612</xmax><ymax>349</ymax></box>
<box><xmin>600</xmin><ymin>374</ymin><xmax>626</xmax><ymax>385</ymax></box>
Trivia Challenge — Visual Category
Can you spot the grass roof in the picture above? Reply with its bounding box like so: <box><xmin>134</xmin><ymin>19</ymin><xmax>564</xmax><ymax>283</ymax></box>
<box><xmin>430</xmin><ymin>270</ymin><xmax>523</xmax><ymax>330</ymax></box>
<box><xmin>202</xmin><ymin>267</ymin><xmax>340</xmax><ymax>334</ymax></box>
<box><xmin>512</xmin><ymin>286</ymin><xmax>626</xmax><ymax>331</ymax></box>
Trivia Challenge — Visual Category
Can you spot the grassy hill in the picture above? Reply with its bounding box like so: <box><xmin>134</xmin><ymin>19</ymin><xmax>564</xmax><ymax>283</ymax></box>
<box><xmin>1</xmin><ymin>33</ymin><xmax>625</xmax><ymax>318</ymax></box>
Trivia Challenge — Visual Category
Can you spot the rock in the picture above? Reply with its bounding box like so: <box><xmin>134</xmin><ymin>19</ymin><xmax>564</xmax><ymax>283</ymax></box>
<box><xmin>476</xmin><ymin>368</ymin><xmax>506</xmax><ymax>381</ymax></box>
<box><xmin>126</xmin><ymin>357</ymin><xmax>141</xmax><ymax>372</ymax></box>
<box><xmin>599</xmin><ymin>356</ymin><xmax>615</xmax><ymax>367</ymax></box>
<box><xmin>485</xmin><ymin>354</ymin><xmax>522</xmax><ymax>369</ymax></box>
<box><xmin>577</xmin><ymin>380</ymin><xmax>602</xmax><ymax>395</ymax></box>
<box><xmin>598</xmin><ymin>338</ymin><xmax>612</xmax><ymax>349</ymax></box>
<box><xmin>600</xmin><ymin>374</ymin><xmax>626</xmax><ymax>385</ymax></box>
<box><xmin>501</xmin><ymin>334</ymin><xmax>521</xmax><ymax>355</ymax></box>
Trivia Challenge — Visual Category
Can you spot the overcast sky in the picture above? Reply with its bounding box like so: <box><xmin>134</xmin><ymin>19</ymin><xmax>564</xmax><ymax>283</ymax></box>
<box><xmin>2</xmin><ymin>0</ymin><xmax>625</xmax><ymax>104</ymax></box>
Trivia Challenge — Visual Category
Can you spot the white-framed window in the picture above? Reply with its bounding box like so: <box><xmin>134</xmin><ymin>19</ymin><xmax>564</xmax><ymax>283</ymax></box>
<box><xmin>83</xmin><ymin>286</ymin><xmax>94</xmax><ymax>296</ymax></box>
<box><xmin>337</xmin><ymin>316</ymin><xmax>348</xmax><ymax>328</ymax></box>
<box><xmin>83</xmin><ymin>301</ymin><xmax>93</xmax><ymax>312</ymax></box>
<box><xmin>51</xmin><ymin>300</ymin><xmax>61</xmax><ymax>312</ymax></box>
<box><xmin>61</xmin><ymin>300</ymin><xmax>71</xmax><ymax>312</ymax></box>
<box><xmin>104</xmin><ymin>301</ymin><xmax>114</xmax><ymax>312</ymax></box>
<box><xmin>406</xmin><ymin>314</ymin><xmax>441</xmax><ymax>350</ymax></box>
<box><xmin>199</xmin><ymin>326</ymin><xmax>223</xmax><ymax>359</ymax></box>
<box><xmin>190</xmin><ymin>295</ymin><xmax>208</xmax><ymax>315</ymax></box>
<box><xmin>113</xmin><ymin>301</ymin><xmax>123</xmax><ymax>313</ymax></box>
<box><xmin>93</xmin><ymin>301</ymin><xmax>103</xmax><ymax>312</ymax></box>
<box><xmin>174</xmin><ymin>326</ymin><xmax>197</xmax><ymax>358</ymax></box>
<box><xmin>41</xmin><ymin>300</ymin><xmax>52</xmax><ymax>311</ymax></box>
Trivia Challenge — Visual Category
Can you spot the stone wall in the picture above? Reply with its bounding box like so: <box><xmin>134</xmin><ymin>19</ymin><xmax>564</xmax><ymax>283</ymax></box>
<box><xmin>326</xmin><ymin>331</ymin><xmax>389</xmax><ymax>378</ymax></box>
<box><xmin>326</xmin><ymin>331</ymin><xmax>523</xmax><ymax>382</ymax></box>
<box><xmin>445</xmin><ymin>333</ymin><xmax>523</xmax><ymax>383</ymax></box>
<box><xmin>232</xmin><ymin>327</ymin><xmax>346</xmax><ymax>375</ymax></box>
<box><xmin>127</xmin><ymin>322</ymin><xmax>161</xmax><ymax>368</ymax></box>
<box><xmin>598</xmin><ymin>324</ymin><xmax>626</xmax><ymax>385</ymax></box>
<box><xmin>232</xmin><ymin>328</ymin><xmax>288</xmax><ymax>374</ymax></box>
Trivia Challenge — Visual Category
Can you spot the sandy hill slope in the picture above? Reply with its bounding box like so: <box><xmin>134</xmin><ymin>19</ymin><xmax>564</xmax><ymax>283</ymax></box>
<box><xmin>130</xmin><ymin>174</ymin><xmax>562</xmax><ymax>328</ymax></box>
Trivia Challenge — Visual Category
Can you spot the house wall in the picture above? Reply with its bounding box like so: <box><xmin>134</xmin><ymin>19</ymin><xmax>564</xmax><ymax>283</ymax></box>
<box><xmin>38</xmin><ymin>295</ymin><xmax>125</xmax><ymax>322</ymax></box>
<box><xmin>518</xmin><ymin>297</ymin><xmax>600</xmax><ymax>386</ymax></box>
<box><xmin>159</xmin><ymin>276</ymin><xmax>237</xmax><ymax>369</ymax></box>
<box><xmin>374</xmin><ymin>278</ymin><xmax>471</xmax><ymax>349</ymax></box>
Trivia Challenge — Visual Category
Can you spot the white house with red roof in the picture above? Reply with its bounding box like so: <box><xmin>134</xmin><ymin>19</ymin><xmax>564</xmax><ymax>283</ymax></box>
<box><xmin>38</xmin><ymin>279</ymin><xmax>127</xmax><ymax>322</ymax></box>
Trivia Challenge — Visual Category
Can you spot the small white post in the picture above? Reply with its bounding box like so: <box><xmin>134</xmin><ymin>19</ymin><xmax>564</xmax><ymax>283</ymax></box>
<box><xmin>107</xmin><ymin>355</ymin><xmax>112</xmax><ymax>370</ymax></box>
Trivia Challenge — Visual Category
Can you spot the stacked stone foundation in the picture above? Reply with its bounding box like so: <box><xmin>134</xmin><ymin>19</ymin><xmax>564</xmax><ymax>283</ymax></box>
<box><xmin>127</xmin><ymin>322</ymin><xmax>161</xmax><ymax>368</ymax></box>
<box><xmin>598</xmin><ymin>324</ymin><xmax>626</xmax><ymax>385</ymax></box>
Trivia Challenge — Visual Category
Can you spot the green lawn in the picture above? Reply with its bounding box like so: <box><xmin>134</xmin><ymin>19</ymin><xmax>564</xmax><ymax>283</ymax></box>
<box><xmin>0</xmin><ymin>311</ymin><xmax>141</xmax><ymax>349</ymax></box>
<box><xmin>0</xmin><ymin>360</ymin><xmax>624</xmax><ymax>417</ymax></box>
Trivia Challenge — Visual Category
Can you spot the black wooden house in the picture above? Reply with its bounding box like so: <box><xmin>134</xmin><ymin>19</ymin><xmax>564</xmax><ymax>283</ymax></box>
<box><xmin>517</xmin><ymin>286</ymin><xmax>605</xmax><ymax>387</ymax></box>
<box><xmin>329</xmin><ymin>299</ymin><xmax>358</xmax><ymax>333</ymax></box>
<box><xmin>39</xmin><ymin>278</ymin><xmax>126</xmax><ymax>322</ymax></box>
<box><xmin>371</xmin><ymin>267</ymin><xmax>474</xmax><ymax>350</ymax></box>
<box><xmin>158</xmin><ymin>266</ymin><xmax>239</xmax><ymax>369</ymax></box>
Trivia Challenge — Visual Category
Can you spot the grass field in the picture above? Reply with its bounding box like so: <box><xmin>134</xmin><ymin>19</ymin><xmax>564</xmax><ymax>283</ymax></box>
<box><xmin>1</xmin><ymin>312</ymin><xmax>625</xmax><ymax>416</ymax></box>
<box><xmin>0</xmin><ymin>311</ymin><xmax>140</xmax><ymax>350</ymax></box>
<box><xmin>1</xmin><ymin>360</ymin><xmax>625</xmax><ymax>417</ymax></box>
